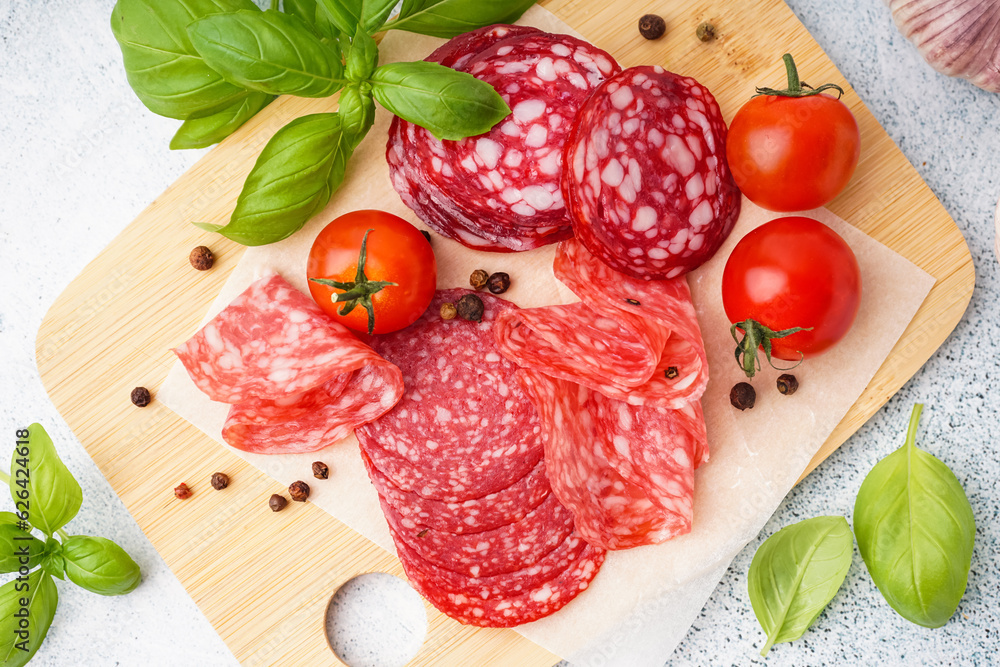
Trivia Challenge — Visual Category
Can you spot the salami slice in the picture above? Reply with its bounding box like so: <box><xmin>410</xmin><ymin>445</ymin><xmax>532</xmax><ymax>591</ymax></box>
<box><xmin>563</xmin><ymin>65</ymin><xmax>741</xmax><ymax>279</ymax></box>
<box><xmin>386</xmin><ymin>30</ymin><xmax>620</xmax><ymax>251</ymax></box>
<box><xmin>425</xmin><ymin>24</ymin><xmax>541</xmax><ymax>70</ymax></box>
<box><xmin>356</xmin><ymin>290</ymin><xmax>544</xmax><ymax>501</ymax></box>
<box><xmin>361</xmin><ymin>449</ymin><xmax>551</xmax><ymax>534</ymax></box>
<box><xmin>381</xmin><ymin>492</ymin><xmax>575</xmax><ymax>579</ymax></box>
<box><xmin>174</xmin><ymin>274</ymin><xmax>403</xmax><ymax>453</ymax></box>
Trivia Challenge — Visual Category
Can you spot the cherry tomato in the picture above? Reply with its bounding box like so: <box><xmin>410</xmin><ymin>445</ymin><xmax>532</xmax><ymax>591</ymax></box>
<box><xmin>307</xmin><ymin>210</ymin><xmax>436</xmax><ymax>334</ymax></box>
<box><xmin>726</xmin><ymin>55</ymin><xmax>860</xmax><ymax>212</ymax></box>
<box><xmin>722</xmin><ymin>216</ymin><xmax>861</xmax><ymax>362</ymax></box>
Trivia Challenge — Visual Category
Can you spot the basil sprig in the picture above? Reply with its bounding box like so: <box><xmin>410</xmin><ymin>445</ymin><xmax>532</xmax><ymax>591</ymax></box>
<box><xmin>0</xmin><ymin>424</ymin><xmax>142</xmax><ymax>664</ymax></box>
<box><xmin>112</xmin><ymin>0</ymin><xmax>531</xmax><ymax>246</ymax></box>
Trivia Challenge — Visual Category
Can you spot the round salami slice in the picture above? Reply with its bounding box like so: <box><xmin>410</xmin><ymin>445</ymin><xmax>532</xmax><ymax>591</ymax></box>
<box><xmin>425</xmin><ymin>24</ymin><xmax>541</xmax><ymax>70</ymax></box>
<box><xmin>382</xmin><ymin>492</ymin><xmax>575</xmax><ymax>579</ymax></box>
<box><xmin>356</xmin><ymin>290</ymin><xmax>544</xmax><ymax>501</ymax></box>
<box><xmin>563</xmin><ymin>65</ymin><xmax>741</xmax><ymax>279</ymax></box>
<box><xmin>361</xmin><ymin>449</ymin><xmax>551</xmax><ymax>534</ymax></box>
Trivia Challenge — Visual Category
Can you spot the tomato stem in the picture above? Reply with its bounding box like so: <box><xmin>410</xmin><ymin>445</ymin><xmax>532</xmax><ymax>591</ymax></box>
<box><xmin>310</xmin><ymin>228</ymin><xmax>397</xmax><ymax>335</ymax></box>
<box><xmin>753</xmin><ymin>53</ymin><xmax>845</xmax><ymax>99</ymax></box>
<box><xmin>730</xmin><ymin>318</ymin><xmax>813</xmax><ymax>378</ymax></box>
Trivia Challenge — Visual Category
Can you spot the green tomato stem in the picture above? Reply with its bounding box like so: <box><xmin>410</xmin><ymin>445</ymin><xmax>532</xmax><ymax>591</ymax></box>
<box><xmin>730</xmin><ymin>319</ymin><xmax>812</xmax><ymax>379</ymax></box>
<box><xmin>753</xmin><ymin>53</ymin><xmax>845</xmax><ymax>99</ymax></box>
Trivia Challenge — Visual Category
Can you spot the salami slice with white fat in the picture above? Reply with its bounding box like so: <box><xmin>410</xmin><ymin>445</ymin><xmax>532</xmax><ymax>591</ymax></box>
<box><xmin>174</xmin><ymin>274</ymin><xmax>403</xmax><ymax>453</ymax></box>
<box><xmin>356</xmin><ymin>290</ymin><xmax>544</xmax><ymax>501</ymax></box>
<box><xmin>563</xmin><ymin>65</ymin><xmax>740</xmax><ymax>278</ymax></box>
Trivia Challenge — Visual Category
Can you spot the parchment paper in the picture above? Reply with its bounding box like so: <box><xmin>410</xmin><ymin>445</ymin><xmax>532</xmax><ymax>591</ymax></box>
<box><xmin>159</xmin><ymin>6</ymin><xmax>936</xmax><ymax>664</ymax></box>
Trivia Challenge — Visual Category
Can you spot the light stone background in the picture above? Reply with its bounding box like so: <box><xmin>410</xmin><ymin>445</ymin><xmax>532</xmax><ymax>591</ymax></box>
<box><xmin>2</xmin><ymin>1</ymin><xmax>998</xmax><ymax>666</ymax></box>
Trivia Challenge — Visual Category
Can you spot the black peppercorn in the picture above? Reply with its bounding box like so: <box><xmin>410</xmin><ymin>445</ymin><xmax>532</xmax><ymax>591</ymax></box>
<box><xmin>174</xmin><ymin>483</ymin><xmax>192</xmax><ymax>500</ymax></box>
<box><xmin>289</xmin><ymin>481</ymin><xmax>310</xmax><ymax>502</ymax></box>
<box><xmin>456</xmin><ymin>294</ymin><xmax>485</xmax><ymax>322</ymax></box>
<box><xmin>210</xmin><ymin>472</ymin><xmax>229</xmax><ymax>490</ymax></box>
<box><xmin>312</xmin><ymin>461</ymin><xmax>329</xmax><ymax>479</ymax></box>
<box><xmin>269</xmin><ymin>494</ymin><xmax>287</xmax><ymax>512</ymax></box>
<box><xmin>130</xmin><ymin>387</ymin><xmax>152</xmax><ymax>407</ymax></box>
<box><xmin>776</xmin><ymin>374</ymin><xmax>799</xmax><ymax>396</ymax></box>
<box><xmin>189</xmin><ymin>245</ymin><xmax>215</xmax><ymax>271</ymax></box>
<box><xmin>639</xmin><ymin>14</ymin><xmax>666</xmax><ymax>40</ymax></box>
<box><xmin>469</xmin><ymin>269</ymin><xmax>489</xmax><ymax>290</ymax></box>
<box><xmin>624</xmin><ymin>298</ymin><xmax>641</xmax><ymax>306</ymax></box>
<box><xmin>417</xmin><ymin>529</ymin><xmax>429</xmax><ymax>538</ymax></box>
<box><xmin>696</xmin><ymin>21</ymin><xmax>717</xmax><ymax>42</ymax></box>
<box><xmin>665</xmin><ymin>366</ymin><xmax>679</xmax><ymax>379</ymax></box>
<box><xmin>730</xmin><ymin>382</ymin><xmax>756</xmax><ymax>411</ymax></box>
<box><xmin>420</xmin><ymin>230</ymin><xmax>431</xmax><ymax>243</ymax></box>
<box><xmin>486</xmin><ymin>272</ymin><xmax>510</xmax><ymax>294</ymax></box>
<box><xmin>440</xmin><ymin>302</ymin><xmax>457</xmax><ymax>320</ymax></box>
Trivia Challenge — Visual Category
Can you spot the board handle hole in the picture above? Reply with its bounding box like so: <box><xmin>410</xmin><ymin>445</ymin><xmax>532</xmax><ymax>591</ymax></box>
<box><xmin>325</xmin><ymin>572</ymin><xmax>427</xmax><ymax>667</ymax></box>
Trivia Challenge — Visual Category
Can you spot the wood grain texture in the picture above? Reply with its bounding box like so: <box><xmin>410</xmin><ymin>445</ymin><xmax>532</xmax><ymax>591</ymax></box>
<box><xmin>36</xmin><ymin>0</ymin><xmax>972</xmax><ymax>664</ymax></box>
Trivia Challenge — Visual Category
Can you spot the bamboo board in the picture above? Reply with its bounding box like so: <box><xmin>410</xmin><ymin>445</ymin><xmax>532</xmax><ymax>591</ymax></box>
<box><xmin>36</xmin><ymin>0</ymin><xmax>973</xmax><ymax>664</ymax></box>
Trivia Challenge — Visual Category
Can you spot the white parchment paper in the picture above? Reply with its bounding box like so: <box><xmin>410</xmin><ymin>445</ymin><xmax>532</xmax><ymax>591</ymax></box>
<box><xmin>159</xmin><ymin>6</ymin><xmax>936</xmax><ymax>664</ymax></box>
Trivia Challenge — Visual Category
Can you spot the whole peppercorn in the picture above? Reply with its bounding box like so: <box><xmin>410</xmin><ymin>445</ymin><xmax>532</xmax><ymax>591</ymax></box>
<box><xmin>730</xmin><ymin>382</ymin><xmax>756</xmax><ymax>411</ymax></box>
<box><xmin>776</xmin><ymin>374</ymin><xmax>800</xmax><ymax>396</ymax></box>
<box><xmin>173</xmin><ymin>483</ymin><xmax>192</xmax><ymax>500</ymax></box>
<box><xmin>130</xmin><ymin>386</ymin><xmax>152</xmax><ymax>407</ymax></box>
<box><xmin>440</xmin><ymin>302</ymin><xmax>457</xmax><ymax>320</ymax></box>
<box><xmin>696</xmin><ymin>21</ymin><xmax>717</xmax><ymax>42</ymax></box>
<box><xmin>210</xmin><ymin>472</ymin><xmax>230</xmax><ymax>490</ymax></box>
<box><xmin>312</xmin><ymin>461</ymin><xmax>330</xmax><ymax>480</ymax></box>
<box><xmin>289</xmin><ymin>481</ymin><xmax>310</xmax><ymax>502</ymax></box>
<box><xmin>456</xmin><ymin>294</ymin><xmax>485</xmax><ymax>322</ymax></box>
<box><xmin>469</xmin><ymin>269</ymin><xmax>489</xmax><ymax>290</ymax></box>
<box><xmin>269</xmin><ymin>494</ymin><xmax>288</xmax><ymax>512</ymax></box>
<box><xmin>664</xmin><ymin>366</ymin><xmax>679</xmax><ymax>379</ymax></box>
<box><xmin>486</xmin><ymin>272</ymin><xmax>511</xmax><ymax>294</ymax></box>
<box><xmin>639</xmin><ymin>14</ymin><xmax>666</xmax><ymax>40</ymax></box>
<box><xmin>189</xmin><ymin>245</ymin><xmax>215</xmax><ymax>271</ymax></box>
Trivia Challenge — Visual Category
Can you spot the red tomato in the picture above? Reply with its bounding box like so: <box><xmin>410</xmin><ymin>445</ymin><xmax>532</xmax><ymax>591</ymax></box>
<box><xmin>722</xmin><ymin>216</ymin><xmax>861</xmax><ymax>361</ymax></box>
<box><xmin>307</xmin><ymin>210</ymin><xmax>436</xmax><ymax>334</ymax></box>
<box><xmin>726</xmin><ymin>58</ymin><xmax>860</xmax><ymax>212</ymax></box>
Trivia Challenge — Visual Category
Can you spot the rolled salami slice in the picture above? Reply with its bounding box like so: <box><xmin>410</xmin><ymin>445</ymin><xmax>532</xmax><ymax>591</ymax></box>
<box><xmin>356</xmin><ymin>290</ymin><xmax>544</xmax><ymax>501</ymax></box>
<box><xmin>563</xmin><ymin>65</ymin><xmax>740</xmax><ymax>279</ymax></box>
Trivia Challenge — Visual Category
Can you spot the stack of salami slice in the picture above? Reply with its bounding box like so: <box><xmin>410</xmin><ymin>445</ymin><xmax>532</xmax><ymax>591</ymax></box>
<box><xmin>386</xmin><ymin>26</ymin><xmax>621</xmax><ymax>252</ymax></box>
<box><xmin>356</xmin><ymin>290</ymin><xmax>605</xmax><ymax>627</ymax></box>
<box><xmin>495</xmin><ymin>240</ymin><xmax>710</xmax><ymax>549</ymax></box>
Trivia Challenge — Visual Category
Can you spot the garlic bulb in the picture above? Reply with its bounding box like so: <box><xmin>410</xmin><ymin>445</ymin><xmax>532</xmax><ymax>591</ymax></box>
<box><xmin>888</xmin><ymin>0</ymin><xmax>1000</xmax><ymax>93</ymax></box>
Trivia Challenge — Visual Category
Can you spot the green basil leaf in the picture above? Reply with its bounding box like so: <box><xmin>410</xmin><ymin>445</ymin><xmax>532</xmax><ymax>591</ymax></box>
<box><xmin>316</xmin><ymin>0</ymin><xmax>397</xmax><ymax>35</ymax></box>
<box><xmin>110</xmin><ymin>0</ymin><xmax>260</xmax><ymax>120</ymax></box>
<box><xmin>389</xmin><ymin>0</ymin><xmax>535</xmax><ymax>38</ymax></box>
<box><xmin>854</xmin><ymin>404</ymin><xmax>975</xmax><ymax>628</ymax></box>
<box><xmin>371</xmin><ymin>61</ymin><xmax>509</xmax><ymax>140</ymax></box>
<box><xmin>170</xmin><ymin>91</ymin><xmax>274</xmax><ymax>150</ymax></box>
<box><xmin>338</xmin><ymin>84</ymin><xmax>376</xmax><ymax>139</ymax></box>
<box><xmin>748</xmin><ymin>515</ymin><xmax>854</xmax><ymax>656</ymax></box>
<box><xmin>345</xmin><ymin>27</ymin><xmax>379</xmax><ymax>81</ymax></box>
<box><xmin>40</xmin><ymin>539</ymin><xmax>65</xmax><ymax>582</ymax></box>
<box><xmin>62</xmin><ymin>536</ymin><xmax>142</xmax><ymax>596</ymax></box>
<box><xmin>0</xmin><ymin>570</ymin><xmax>58</xmax><ymax>667</ymax></box>
<box><xmin>0</xmin><ymin>524</ymin><xmax>46</xmax><ymax>575</ymax></box>
<box><xmin>188</xmin><ymin>9</ymin><xmax>345</xmax><ymax>97</ymax></box>
<box><xmin>283</xmin><ymin>0</ymin><xmax>340</xmax><ymax>40</ymax></box>
<box><xmin>195</xmin><ymin>113</ymin><xmax>353</xmax><ymax>245</ymax></box>
<box><xmin>282</xmin><ymin>0</ymin><xmax>317</xmax><ymax>23</ymax></box>
<box><xmin>10</xmin><ymin>424</ymin><xmax>82</xmax><ymax>537</ymax></box>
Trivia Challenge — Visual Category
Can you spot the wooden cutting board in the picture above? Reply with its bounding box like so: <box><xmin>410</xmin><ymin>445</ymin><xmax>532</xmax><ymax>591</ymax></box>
<box><xmin>36</xmin><ymin>0</ymin><xmax>973</xmax><ymax>664</ymax></box>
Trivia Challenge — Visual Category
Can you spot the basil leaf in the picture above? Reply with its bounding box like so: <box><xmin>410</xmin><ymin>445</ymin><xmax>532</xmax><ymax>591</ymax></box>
<box><xmin>40</xmin><ymin>539</ymin><xmax>65</xmax><ymax>582</ymax></box>
<box><xmin>0</xmin><ymin>570</ymin><xmax>58</xmax><ymax>667</ymax></box>
<box><xmin>62</xmin><ymin>536</ymin><xmax>142</xmax><ymax>596</ymax></box>
<box><xmin>282</xmin><ymin>0</ymin><xmax>317</xmax><ymax>23</ymax></box>
<box><xmin>110</xmin><ymin>0</ymin><xmax>260</xmax><ymax>120</ymax></box>
<box><xmin>170</xmin><ymin>91</ymin><xmax>274</xmax><ymax>150</ymax></box>
<box><xmin>339</xmin><ymin>84</ymin><xmax>376</xmax><ymax>139</ymax></box>
<box><xmin>284</xmin><ymin>0</ymin><xmax>340</xmax><ymax>40</ymax></box>
<box><xmin>195</xmin><ymin>113</ymin><xmax>353</xmax><ymax>245</ymax></box>
<box><xmin>854</xmin><ymin>404</ymin><xmax>975</xmax><ymax>628</ymax></box>
<box><xmin>748</xmin><ymin>516</ymin><xmax>854</xmax><ymax>656</ymax></box>
<box><xmin>0</xmin><ymin>523</ymin><xmax>46</xmax><ymax>575</ymax></box>
<box><xmin>10</xmin><ymin>424</ymin><xmax>82</xmax><ymax>537</ymax></box>
<box><xmin>389</xmin><ymin>0</ymin><xmax>535</xmax><ymax>38</ymax></box>
<box><xmin>345</xmin><ymin>28</ymin><xmax>379</xmax><ymax>81</ymax></box>
<box><xmin>188</xmin><ymin>9</ymin><xmax>345</xmax><ymax>97</ymax></box>
<box><xmin>371</xmin><ymin>62</ymin><xmax>509</xmax><ymax>140</ymax></box>
<box><xmin>316</xmin><ymin>0</ymin><xmax>397</xmax><ymax>35</ymax></box>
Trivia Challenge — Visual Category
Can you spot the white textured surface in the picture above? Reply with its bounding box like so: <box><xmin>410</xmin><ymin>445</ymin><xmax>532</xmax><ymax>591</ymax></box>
<box><xmin>1</xmin><ymin>2</ymin><xmax>999</xmax><ymax>667</ymax></box>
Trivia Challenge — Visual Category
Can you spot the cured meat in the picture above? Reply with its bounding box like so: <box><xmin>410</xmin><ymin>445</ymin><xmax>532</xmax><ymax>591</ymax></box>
<box><xmin>495</xmin><ymin>239</ymin><xmax>708</xmax><ymax>408</ymax></box>
<box><xmin>387</xmin><ymin>30</ymin><xmax>621</xmax><ymax>251</ymax></box>
<box><xmin>174</xmin><ymin>274</ymin><xmax>402</xmax><ymax>453</ymax></box>
<box><xmin>362</xmin><ymin>450</ymin><xmax>551</xmax><ymax>534</ymax></box>
<box><xmin>356</xmin><ymin>290</ymin><xmax>544</xmax><ymax>501</ymax></box>
<box><xmin>563</xmin><ymin>65</ymin><xmax>741</xmax><ymax>279</ymax></box>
